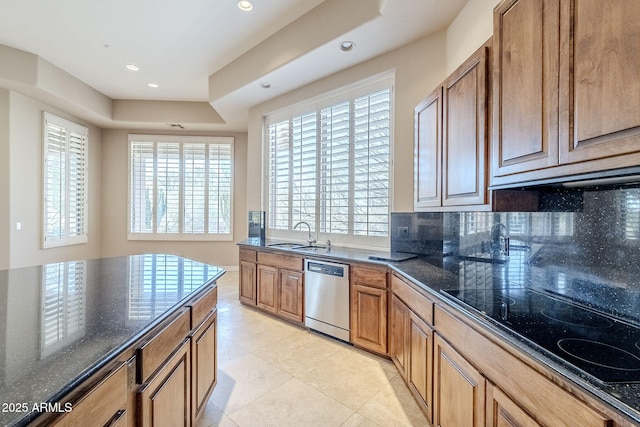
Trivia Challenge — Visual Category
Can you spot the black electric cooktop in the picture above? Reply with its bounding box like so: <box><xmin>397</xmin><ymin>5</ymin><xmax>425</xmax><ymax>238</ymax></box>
<box><xmin>442</xmin><ymin>287</ymin><xmax>640</xmax><ymax>383</ymax></box>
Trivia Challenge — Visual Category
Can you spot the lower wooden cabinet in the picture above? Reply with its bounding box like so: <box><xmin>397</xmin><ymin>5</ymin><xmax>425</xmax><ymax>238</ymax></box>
<box><xmin>390</xmin><ymin>295</ymin><xmax>410</xmax><ymax>378</ymax></box>
<box><xmin>487</xmin><ymin>382</ymin><xmax>541</xmax><ymax>427</ymax></box>
<box><xmin>50</xmin><ymin>362</ymin><xmax>128</xmax><ymax>427</ymax></box>
<box><xmin>138</xmin><ymin>339</ymin><xmax>191</xmax><ymax>427</ymax></box>
<box><xmin>433</xmin><ymin>333</ymin><xmax>485</xmax><ymax>427</ymax></box>
<box><xmin>257</xmin><ymin>265</ymin><xmax>278</xmax><ymax>314</ymax></box>
<box><xmin>351</xmin><ymin>283</ymin><xmax>387</xmax><ymax>354</ymax></box>
<box><xmin>277</xmin><ymin>269</ymin><xmax>304</xmax><ymax>323</ymax></box>
<box><xmin>408</xmin><ymin>312</ymin><xmax>433</xmax><ymax>419</ymax></box>
<box><xmin>191</xmin><ymin>309</ymin><xmax>217</xmax><ymax>425</ymax></box>
<box><xmin>239</xmin><ymin>261</ymin><xmax>257</xmax><ymax>305</ymax></box>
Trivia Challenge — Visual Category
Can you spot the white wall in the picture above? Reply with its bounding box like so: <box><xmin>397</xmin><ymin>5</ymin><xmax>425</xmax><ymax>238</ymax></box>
<box><xmin>0</xmin><ymin>89</ymin><xmax>9</xmax><ymax>269</ymax></box>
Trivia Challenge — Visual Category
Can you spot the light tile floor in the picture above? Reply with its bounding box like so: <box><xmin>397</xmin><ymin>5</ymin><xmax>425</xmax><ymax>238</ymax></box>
<box><xmin>196</xmin><ymin>271</ymin><xmax>429</xmax><ymax>427</ymax></box>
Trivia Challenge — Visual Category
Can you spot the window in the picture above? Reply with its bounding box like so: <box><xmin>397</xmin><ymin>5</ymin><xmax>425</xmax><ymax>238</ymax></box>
<box><xmin>128</xmin><ymin>135</ymin><xmax>233</xmax><ymax>240</ymax></box>
<box><xmin>266</xmin><ymin>79</ymin><xmax>392</xmax><ymax>247</ymax></box>
<box><xmin>43</xmin><ymin>113</ymin><xmax>88</xmax><ymax>248</ymax></box>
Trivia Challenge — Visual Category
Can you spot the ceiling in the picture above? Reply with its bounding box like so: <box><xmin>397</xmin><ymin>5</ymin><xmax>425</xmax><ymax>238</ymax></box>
<box><xmin>0</xmin><ymin>0</ymin><xmax>468</xmax><ymax>131</ymax></box>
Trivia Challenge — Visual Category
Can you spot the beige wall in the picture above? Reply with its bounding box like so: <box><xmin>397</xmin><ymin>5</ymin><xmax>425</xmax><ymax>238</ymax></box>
<box><xmin>446</xmin><ymin>0</ymin><xmax>501</xmax><ymax>73</ymax></box>
<box><xmin>100</xmin><ymin>129</ymin><xmax>248</xmax><ymax>269</ymax></box>
<box><xmin>6</xmin><ymin>91</ymin><xmax>103</xmax><ymax>268</ymax></box>
<box><xmin>0</xmin><ymin>89</ymin><xmax>9</xmax><ymax>269</ymax></box>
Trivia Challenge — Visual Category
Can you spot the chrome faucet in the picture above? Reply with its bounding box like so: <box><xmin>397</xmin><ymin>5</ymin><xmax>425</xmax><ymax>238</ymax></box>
<box><xmin>293</xmin><ymin>221</ymin><xmax>316</xmax><ymax>245</ymax></box>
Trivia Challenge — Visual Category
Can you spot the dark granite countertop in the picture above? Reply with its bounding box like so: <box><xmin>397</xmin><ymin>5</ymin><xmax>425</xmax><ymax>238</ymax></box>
<box><xmin>0</xmin><ymin>254</ymin><xmax>224</xmax><ymax>427</ymax></box>
<box><xmin>239</xmin><ymin>238</ymin><xmax>640</xmax><ymax>425</ymax></box>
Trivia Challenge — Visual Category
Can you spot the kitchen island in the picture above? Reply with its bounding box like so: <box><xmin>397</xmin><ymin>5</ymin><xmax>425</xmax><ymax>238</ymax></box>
<box><xmin>0</xmin><ymin>254</ymin><xmax>224</xmax><ymax>426</ymax></box>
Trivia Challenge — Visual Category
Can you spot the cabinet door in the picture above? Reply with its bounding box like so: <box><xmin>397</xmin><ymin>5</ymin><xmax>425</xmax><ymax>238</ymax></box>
<box><xmin>257</xmin><ymin>265</ymin><xmax>278</xmax><ymax>314</ymax></box>
<box><xmin>442</xmin><ymin>43</ymin><xmax>488</xmax><ymax>207</ymax></box>
<box><xmin>408</xmin><ymin>312</ymin><xmax>434</xmax><ymax>423</ymax></box>
<box><xmin>138</xmin><ymin>339</ymin><xmax>191</xmax><ymax>427</ymax></box>
<box><xmin>434</xmin><ymin>334</ymin><xmax>485</xmax><ymax>427</ymax></box>
<box><xmin>389</xmin><ymin>295</ymin><xmax>410</xmax><ymax>378</ymax></box>
<box><xmin>278</xmin><ymin>269</ymin><xmax>304</xmax><ymax>323</ymax></box>
<box><xmin>487</xmin><ymin>383</ymin><xmax>541</xmax><ymax>427</ymax></box>
<box><xmin>239</xmin><ymin>261</ymin><xmax>257</xmax><ymax>305</ymax></box>
<box><xmin>350</xmin><ymin>284</ymin><xmax>387</xmax><ymax>354</ymax></box>
<box><xmin>51</xmin><ymin>362</ymin><xmax>128</xmax><ymax>427</ymax></box>
<box><xmin>492</xmin><ymin>0</ymin><xmax>560</xmax><ymax>177</ymax></box>
<box><xmin>414</xmin><ymin>87</ymin><xmax>443</xmax><ymax>209</ymax></box>
<box><xmin>559</xmin><ymin>0</ymin><xmax>640</xmax><ymax>164</ymax></box>
<box><xmin>191</xmin><ymin>310</ymin><xmax>217</xmax><ymax>425</ymax></box>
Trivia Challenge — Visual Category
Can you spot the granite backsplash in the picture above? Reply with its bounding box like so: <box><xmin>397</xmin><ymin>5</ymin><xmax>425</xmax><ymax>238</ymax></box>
<box><xmin>392</xmin><ymin>186</ymin><xmax>640</xmax><ymax>323</ymax></box>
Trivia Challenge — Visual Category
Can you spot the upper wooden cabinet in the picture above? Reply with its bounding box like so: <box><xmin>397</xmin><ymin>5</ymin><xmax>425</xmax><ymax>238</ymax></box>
<box><xmin>415</xmin><ymin>41</ymin><xmax>490</xmax><ymax>211</ymax></box>
<box><xmin>492</xmin><ymin>0</ymin><xmax>640</xmax><ymax>186</ymax></box>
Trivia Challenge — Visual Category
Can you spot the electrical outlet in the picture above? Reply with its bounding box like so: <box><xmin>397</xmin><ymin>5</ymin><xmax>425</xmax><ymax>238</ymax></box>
<box><xmin>398</xmin><ymin>226</ymin><xmax>409</xmax><ymax>240</ymax></box>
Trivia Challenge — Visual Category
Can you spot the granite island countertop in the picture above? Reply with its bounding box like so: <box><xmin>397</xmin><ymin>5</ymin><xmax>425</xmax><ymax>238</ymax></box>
<box><xmin>239</xmin><ymin>238</ymin><xmax>640</xmax><ymax>425</ymax></box>
<box><xmin>0</xmin><ymin>254</ymin><xmax>224</xmax><ymax>426</ymax></box>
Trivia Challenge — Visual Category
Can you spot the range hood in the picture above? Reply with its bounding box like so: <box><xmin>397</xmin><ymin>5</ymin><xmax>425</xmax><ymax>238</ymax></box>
<box><xmin>490</xmin><ymin>166</ymin><xmax>640</xmax><ymax>191</ymax></box>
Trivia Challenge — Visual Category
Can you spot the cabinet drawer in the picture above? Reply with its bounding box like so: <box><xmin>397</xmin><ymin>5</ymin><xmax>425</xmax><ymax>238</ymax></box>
<box><xmin>188</xmin><ymin>284</ymin><xmax>218</xmax><ymax>329</ymax></box>
<box><xmin>351</xmin><ymin>264</ymin><xmax>388</xmax><ymax>289</ymax></box>
<box><xmin>51</xmin><ymin>362</ymin><xmax>127</xmax><ymax>427</ymax></box>
<box><xmin>239</xmin><ymin>248</ymin><xmax>257</xmax><ymax>262</ymax></box>
<box><xmin>391</xmin><ymin>274</ymin><xmax>434</xmax><ymax>325</ymax></box>
<box><xmin>257</xmin><ymin>252</ymin><xmax>303</xmax><ymax>271</ymax></box>
<box><xmin>137</xmin><ymin>307</ymin><xmax>191</xmax><ymax>383</ymax></box>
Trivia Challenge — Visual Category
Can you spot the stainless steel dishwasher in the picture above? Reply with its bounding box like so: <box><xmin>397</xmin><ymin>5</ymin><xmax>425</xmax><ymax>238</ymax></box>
<box><xmin>304</xmin><ymin>259</ymin><xmax>350</xmax><ymax>341</ymax></box>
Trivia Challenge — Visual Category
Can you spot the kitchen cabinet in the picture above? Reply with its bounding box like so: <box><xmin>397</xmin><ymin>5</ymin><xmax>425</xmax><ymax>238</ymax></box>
<box><xmin>492</xmin><ymin>0</ymin><xmax>640</xmax><ymax>186</ymax></box>
<box><xmin>487</xmin><ymin>382</ymin><xmax>541</xmax><ymax>427</ymax></box>
<box><xmin>49</xmin><ymin>362</ymin><xmax>128</xmax><ymax>427</ymax></box>
<box><xmin>433</xmin><ymin>333</ymin><xmax>485</xmax><ymax>427</ymax></box>
<box><xmin>239</xmin><ymin>249</ymin><xmax>257</xmax><ymax>305</ymax></box>
<box><xmin>188</xmin><ymin>284</ymin><xmax>218</xmax><ymax>425</ymax></box>
<box><xmin>252</xmin><ymin>251</ymin><xmax>305</xmax><ymax>324</ymax></box>
<box><xmin>390</xmin><ymin>274</ymin><xmax>435</xmax><ymax>422</ymax></box>
<box><xmin>350</xmin><ymin>264</ymin><xmax>388</xmax><ymax>355</ymax></box>
<box><xmin>415</xmin><ymin>41</ymin><xmax>490</xmax><ymax>210</ymax></box>
<box><xmin>138</xmin><ymin>339</ymin><xmax>191</xmax><ymax>427</ymax></box>
<box><xmin>434</xmin><ymin>305</ymin><xmax>613</xmax><ymax>427</ymax></box>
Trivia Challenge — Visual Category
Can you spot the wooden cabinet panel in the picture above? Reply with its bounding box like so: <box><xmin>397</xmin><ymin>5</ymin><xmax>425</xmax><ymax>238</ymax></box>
<box><xmin>443</xmin><ymin>44</ymin><xmax>488</xmax><ymax>206</ymax></box>
<box><xmin>434</xmin><ymin>333</ymin><xmax>485</xmax><ymax>427</ymax></box>
<box><xmin>390</xmin><ymin>274</ymin><xmax>433</xmax><ymax>325</ymax></box>
<box><xmin>257</xmin><ymin>251</ymin><xmax>303</xmax><ymax>271</ymax></box>
<box><xmin>189</xmin><ymin>285</ymin><xmax>217</xmax><ymax>329</ymax></box>
<box><xmin>408</xmin><ymin>312</ymin><xmax>433</xmax><ymax>421</ymax></box>
<box><xmin>239</xmin><ymin>248</ymin><xmax>257</xmax><ymax>262</ymax></box>
<box><xmin>351</xmin><ymin>264</ymin><xmax>387</xmax><ymax>289</ymax></box>
<box><xmin>191</xmin><ymin>310</ymin><xmax>217</xmax><ymax>425</ymax></box>
<box><xmin>278</xmin><ymin>269</ymin><xmax>304</xmax><ymax>323</ymax></box>
<box><xmin>390</xmin><ymin>295</ymin><xmax>410</xmax><ymax>378</ymax></box>
<box><xmin>239</xmin><ymin>261</ymin><xmax>257</xmax><ymax>305</ymax></box>
<box><xmin>51</xmin><ymin>362</ymin><xmax>128</xmax><ymax>427</ymax></box>
<box><xmin>138</xmin><ymin>339</ymin><xmax>191</xmax><ymax>427</ymax></box>
<box><xmin>487</xmin><ymin>383</ymin><xmax>541</xmax><ymax>427</ymax></box>
<box><xmin>492</xmin><ymin>0</ymin><xmax>560</xmax><ymax>177</ymax></box>
<box><xmin>414</xmin><ymin>87</ymin><xmax>443</xmax><ymax>209</ymax></box>
<box><xmin>351</xmin><ymin>284</ymin><xmax>387</xmax><ymax>354</ymax></box>
<box><xmin>559</xmin><ymin>0</ymin><xmax>640</xmax><ymax>164</ymax></box>
<box><xmin>257</xmin><ymin>265</ymin><xmax>278</xmax><ymax>314</ymax></box>
<box><xmin>434</xmin><ymin>306</ymin><xmax>612</xmax><ymax>427</ymax></box>
<box><xmin>137</xmin><ymin>308</ymin><xmax>191</xmax><ymax>383</ymax></box>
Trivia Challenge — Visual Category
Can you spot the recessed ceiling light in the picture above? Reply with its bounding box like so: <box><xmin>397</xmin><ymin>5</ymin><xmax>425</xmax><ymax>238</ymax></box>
<box><xmin>237</xmin><ymin>1</ymin><xmax>253</xmax><ymax>11</ymax></box>
<box><xmin>147</xmin><ymin>82</ymin><xmax>159</xmax><ymax>88</ymax></box>
<box><xmin>126</xmin><ymin>64</ymin><xmax>139</xmax><ymax>71</ymax></box>
<box><xmin>260</xmin><ymin>83</ymin><xmax>271</xmax><ymax>89</ymax></box>
<box><xmin>340</xmin><ymin>41</ymin><xmax>355</xmax><ymax>52</ymax></box>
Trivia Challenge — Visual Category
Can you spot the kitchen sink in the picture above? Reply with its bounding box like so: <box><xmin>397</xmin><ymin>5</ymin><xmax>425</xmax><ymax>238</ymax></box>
<box><xmin>267</xmin><ymin>242</ymin><xmax>306</xmax><ymax>249</ymax></box>
<box><xmin>295</xmin><ymin>245</ymin><xmax>330</xmax><ymax>253</ymax></box>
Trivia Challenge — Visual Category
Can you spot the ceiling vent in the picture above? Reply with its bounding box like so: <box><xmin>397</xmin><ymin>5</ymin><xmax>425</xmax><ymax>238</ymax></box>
<box><xmin>168</xmin><ymin>124</ymin><xmax>185</xmax><ymax>129</ymax></box>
